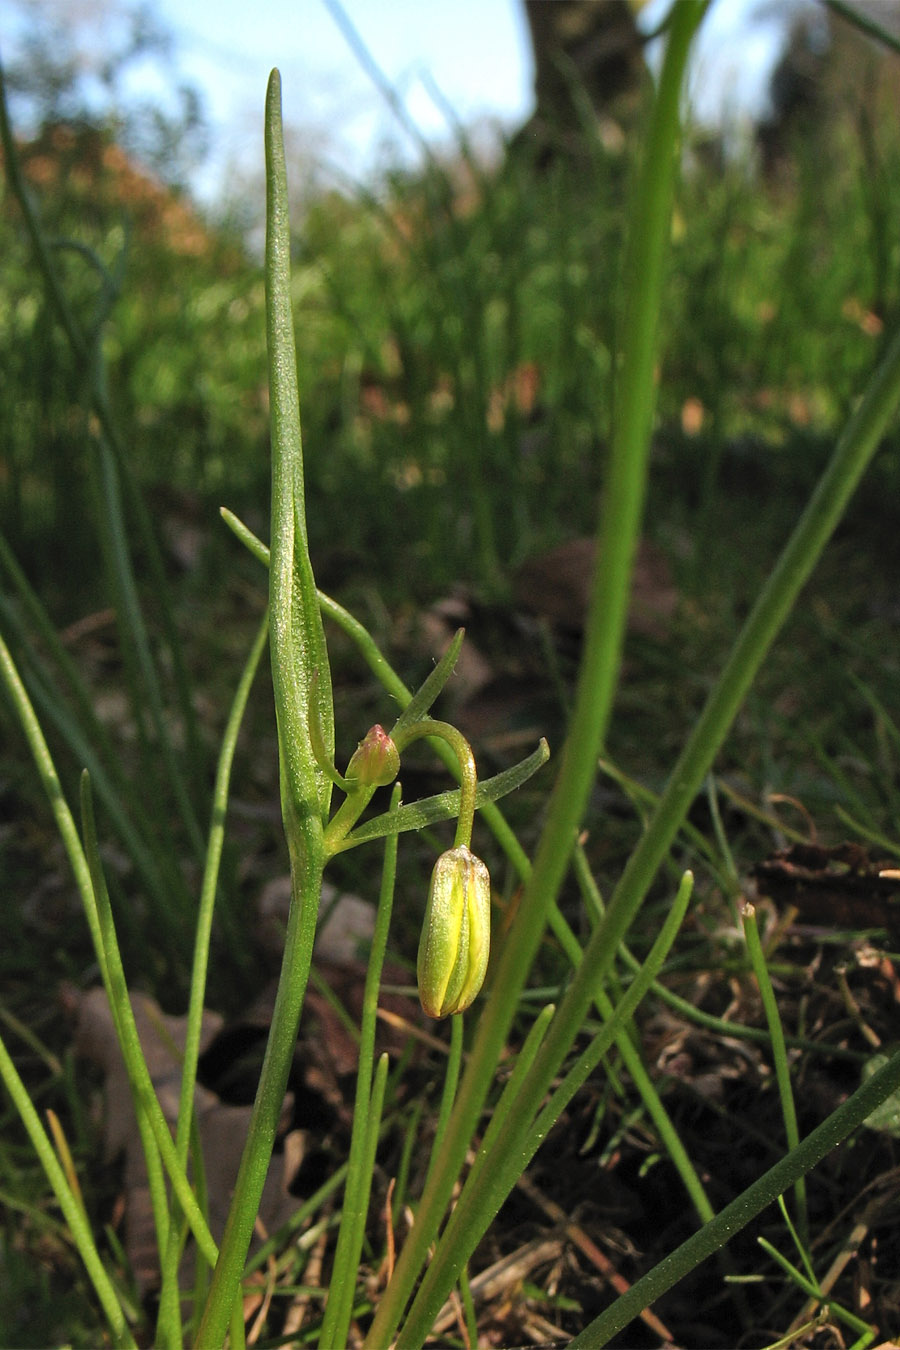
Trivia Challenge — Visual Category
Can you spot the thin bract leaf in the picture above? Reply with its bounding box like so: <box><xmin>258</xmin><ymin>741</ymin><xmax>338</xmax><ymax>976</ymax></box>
<box><xmin>336</xmin><ymin>738</ymin><xmax>550</xmax><ymax>849</ymax></box>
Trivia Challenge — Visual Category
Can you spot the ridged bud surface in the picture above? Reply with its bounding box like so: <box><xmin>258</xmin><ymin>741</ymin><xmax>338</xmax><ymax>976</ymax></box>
<box><xmin>417</xmin><ymin>845</ymin><xmax>490</xmax><ymax>1018</ymax></box>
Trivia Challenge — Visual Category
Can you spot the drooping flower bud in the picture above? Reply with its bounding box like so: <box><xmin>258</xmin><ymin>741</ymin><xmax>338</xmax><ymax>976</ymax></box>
<box><xmin>345</xmin><ymin>724</ymin><xmax>400</xmax><ymax>788</ymax></box>
<box><xmin>417</xmin><ymin>845</ymin><xmax>491</xmax><ymax>1019</ymax></box>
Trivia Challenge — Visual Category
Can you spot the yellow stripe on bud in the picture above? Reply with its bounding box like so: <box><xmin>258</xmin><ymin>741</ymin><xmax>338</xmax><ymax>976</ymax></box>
<box><xmin>417</xmin><ymin>845</ymin><xmax>491</xmax><ymax>1019</ymax></box>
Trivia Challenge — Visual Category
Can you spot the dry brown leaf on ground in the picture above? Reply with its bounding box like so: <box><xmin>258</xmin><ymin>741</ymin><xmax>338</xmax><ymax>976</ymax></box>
<box><xmin>70</xmin><ymin>985</ymin><xmax>299</xmax><ymax>1293</ymax></box>
<box><xmin>752</xmin><ymin>841</ymin><xmax>900</xmax><ymax>940</ymax></box>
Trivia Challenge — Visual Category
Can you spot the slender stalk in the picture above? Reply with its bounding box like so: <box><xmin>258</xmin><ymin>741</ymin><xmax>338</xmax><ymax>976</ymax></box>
<box><xmin>428</xmin><ymin>1014</ymin><xmax>464</xmax><ymax>1172</ymax></box>
<box><xmin>364</xmin><ymin>8</ymin><xmax>706</xmax><ymax>1342</ymax></box>
<box><xmin>757</xmin><ymin>1236</ymin><xmax>875</xmax><ymax>1341</ymax></box>
<box><xmin>573</xmin><ymin>836</ymin><xmax>864</xmax><ymax>1065</ymax></box>
<box><xmin>743</xmin><ymin>904</ymin><xmax>807</xmax><ymax>1243</ymax></box>
<box><xmin>157</xmin><ymin>610</ymin><xmax>270</xmax><ymax>1338</ymax></box>
<box><xmin>411</xmin><ymin>308</ymin><xmax>900</xmax><ymax>1350</ymax></box>
<box><xmin>391</xmin><ymin>720</ymin><xmax>477</xmax><ymax>848</ymax></box>
<box><xmin>319</xmin><ymin>786</ymin><xmax>401</xmax><ymax>1349</ymax></box>
<box><xmin>80</xmin><ymin>776</ymin><xmax>218</xmax><ymax>1266</ymax></box>
<box><xmin>0</xmin><ymin>633</ymin><xmax>218</xmax><ymax>1265</ymax></box>
<box><xmin>0</xmin><ymin>530</ymin><xmax>130</xmax><ymax>802</ymax></box>
<box><xmin>548</xmin><ymin>895</ymin><xmax>715</xmax><ymax>1224</ymax></box>
<box><xmin>443</xmin><ymin>1002</ymin><xmax>556</xmax><ymax>1220</ymax></box>
<box><xmin>0</xmin><ymin>594</ymin><xmax>187</xmax><ymax>948</ymax></box>
<box><xmin>175</xmin><ymin>608</ymin><xmax>270</xmax><ymax>1145</ymax></box>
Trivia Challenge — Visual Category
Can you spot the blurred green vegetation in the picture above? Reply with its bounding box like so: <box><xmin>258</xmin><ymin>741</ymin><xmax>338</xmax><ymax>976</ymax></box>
<box><xmin>4</xmin><ymin>42</ymin><xmax>899</xmax><ymax>606</ymax></box>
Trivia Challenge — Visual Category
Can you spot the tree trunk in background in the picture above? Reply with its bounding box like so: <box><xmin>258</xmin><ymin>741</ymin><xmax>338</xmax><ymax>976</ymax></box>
<box><xmin>513</xmin><ymin>0</ymin><xmax>647</xmax><ymax>165</ymax></box>
<box><xmin>757</xmin><ymin>1</ymin><xmax>900</xmax><ymax>182</ymax></box>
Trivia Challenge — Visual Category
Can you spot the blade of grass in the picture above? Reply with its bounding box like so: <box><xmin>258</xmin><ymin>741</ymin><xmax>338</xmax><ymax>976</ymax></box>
<box><xmin>157</xmin><ymin>609</ymin><xmax>270</xmax><ymax>1342</ymax></box>
<box><xmin>429</xmin><ymin>1013</ymin><xmax>464</xmax><ymax>1167</ymax></box>
<box><xmin>365</xmin><ymin>7</ymin><xmax>707</xmax><ymax>1342</ymax></box>
<box><xmin>0</xmin><ymin>633</ymin><xmax>218</xmax><ymax>1266</ymax></box>
<box><xmin>548</xmin><ymin>885</ymin><xmax>716</xmax><ymax>1221</ymax></box>
<box><xmin>742</xmin><ymin>903</ymin><xmax>806</xmax><ymax>1244</ymax></box>
<box><xmin>320</xmin><ymin>784</ymin><xmax>401</xmax><ymax>1348</ymax></box>
<box><xmin>0</xmin><ymin>1033</ymin><xmax>137</xmax><ymax>1348</ymax></box>
<box><xmin>472</xmin><ymin>306</ymin><xmax>900</xmax><ymax>1350</ymax></box>
<box><xmin>79</xmin><ymin>774</ymin><xmax>219</xmax><ymax>1269</ymax></box>
<box><xmin>1</xmin><ymin>619</ymin><xmax>189</xmax><ymax>949</ymax></box>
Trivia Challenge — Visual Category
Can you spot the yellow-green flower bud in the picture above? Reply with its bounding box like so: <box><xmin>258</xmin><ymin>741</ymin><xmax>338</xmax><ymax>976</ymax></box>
<box><xmin>345</xmin><ymin>724</ymin><xmax>400</xmax><ymax>788</ymax></box>
<box><xmin>417</xmin><ymin>845</ymin><xmax>491</xmax><ymax>1019</ymax></box>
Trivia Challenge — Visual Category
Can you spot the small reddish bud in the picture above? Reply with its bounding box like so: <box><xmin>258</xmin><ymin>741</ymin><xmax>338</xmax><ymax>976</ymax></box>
<box><xmin>345</xmin><ymin>724</ymin><xmax>400</xmax><ymax>788</ymax></box>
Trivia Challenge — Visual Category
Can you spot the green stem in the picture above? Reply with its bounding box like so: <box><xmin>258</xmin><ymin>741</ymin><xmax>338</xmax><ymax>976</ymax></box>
<box><xmin>392</xmin><ymin>719</ymin><xmax>477</xmax><ymax>847</ymax></box>
<box><xmin>446</xmin><ymin>1003</ymin><xmax>556</xmax><ymax>1215</ymax></box>
<box><xmin>742</xmin><ymin>903</ymin><xmax>807</xmax><ymax>1244</ymax></box>
<box><xmin>319</xmin><ymin>785</ymin><xmax>401</xmax><ymax>1349</ymax></box>
<box><xmin>548</xmin><ymin>894</ymin><xmax>714</xmax><ymax>1224</ymax></box>
<box><xmin>196</xmin><ymin>69</ymin><xmax>330</xmax><ymax>1346</ymax></box>
<box><xmin>453</xmin><ymin>308</ymin><xmax>900</xmax><ymax>1350</ymax></box>
<box><xmin>425</xmin><ymin>306</ymin><xmax>900</xmax><ymax>1348</ymax></box>
<box><xmin>79</xmin><ymin>776</ymin><xmax>218</xmax><ymax>1266</ymax></box>
<box><xmin>573</xmin><ymin>839</ymin><xmax>864</xmax><ymax>1066</ymax></box>
<box><xmin>430</xmin><ymin>1013</ymin><xmax>464</xmax><ymax>1165</ymax></box>
<box><xmin>363</xmin><ymin>8</ymin><xmax>705</xmax><ymax>1343</ymax></box>
<box><xmin>157</xmin><ymin>611</ymin><xmax>270</xmax><ymax>1336</ymax></box>
<box><xmin>177</xmin><ymin>610</ymin><xmax>270</xmax><ymax>1146</ymax></box>
<box><xmin>757</xmin><ymin>1236</ymin><xmax>874</xmax><ymax>1340</ymax></box>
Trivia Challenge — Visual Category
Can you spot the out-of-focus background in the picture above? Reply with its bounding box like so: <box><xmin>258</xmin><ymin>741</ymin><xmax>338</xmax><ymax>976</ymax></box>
<box><xmin>2</xmin><ymin>0</ymin><xmax>790</xmax><ymax>200</ymax></box>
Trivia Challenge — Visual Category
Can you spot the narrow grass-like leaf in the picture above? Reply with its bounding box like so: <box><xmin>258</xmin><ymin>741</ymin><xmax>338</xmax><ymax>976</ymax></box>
<box><xmin>742</xmin><ymin>903</ymin><xmax>806</xmax><ymax>1243</ymax></box>
<box><xmin>157</xmin><ymin>610</ymin><xmax>270</xmax><ymax>1339</ymax></box>
<box><xmin>337</xmin><ymin>739</ymin><xmax>549</xmax><ymax>848</ymax></box>
<box><xmin>365</xmin><ymin>9</ymin><xmax>707</xmax><ymax>1342</ymax></box>
<box><xmin>756</xmin><ymin>1234</ymin><xmax>875</xmax><ymax>1343</ymax></box>
<box><xmin>0</xmin><ymin>1033</ymin><xmax>137</xmax><ymax>1348</ymax></box>
<box><xmin>389</xmin><ymin>628</ymin><xmax>464</xmax><ymax>734</ymax></box>
<box><xmin>1</xmin><ymin>623</ymin><xmax>188</xmax><ymax>950</ymax></box>
<box><xmin>320</xmin><ymin>785</ymin><xmax>401</xmax><ymax>1348</ymax></box>
<box><xmin>428</xmin><ymin>1012</ymin><xmax>464</xmax><ymax>1170</ymax></box>
<box><xmin>80</xmin><ymin>775</ymin><xmax>218</xmax><ymax>1267</ymax></box>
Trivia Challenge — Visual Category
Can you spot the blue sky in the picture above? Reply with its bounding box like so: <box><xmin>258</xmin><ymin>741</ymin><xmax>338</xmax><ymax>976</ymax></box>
<box><xmin>150</xmin><ymin>0</ymin><xmax>538</xmax><ymax>197</ymax></box>
<box><xmin>154</xmin><ymin>0</ymin><xmax>796</xmax><ymax>201</ymax></box>
<box><xmin>4</xmin><ymin>0</ymin><xmax>800</xmax><ymax>203</ymax></box>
